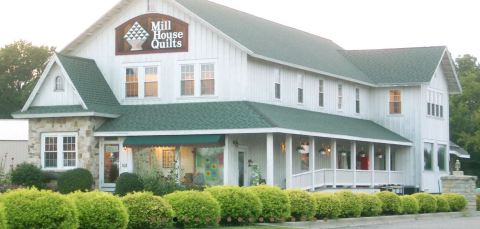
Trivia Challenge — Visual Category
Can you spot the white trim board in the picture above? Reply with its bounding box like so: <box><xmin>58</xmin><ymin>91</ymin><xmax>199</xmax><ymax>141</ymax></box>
<box><xmin>12</xmin><ymin>112</ymin><xmax>120</xmax><ymax>119</ymax></box>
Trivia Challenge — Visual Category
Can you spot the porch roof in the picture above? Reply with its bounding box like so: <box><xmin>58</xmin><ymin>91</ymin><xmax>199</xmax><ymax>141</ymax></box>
<box><xmin>124</xmin><ymin>134</ymin><xmax>225</xmax><ymax>147</ymax></box>
<box><xmin>95</xmin><ymin>101</ymin><xmax>410</xmax><ymax>144</ymax></box>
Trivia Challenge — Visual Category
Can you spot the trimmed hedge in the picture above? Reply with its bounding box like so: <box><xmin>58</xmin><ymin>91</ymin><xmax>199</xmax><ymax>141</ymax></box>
<box><xmin>165</xmin><ymin>190</ymin><xmax>221</xmax><ymax>228</ymax></box>
<box><xmin>0</xmin><ymin>203</ymin><xmax>6</xmax><ymax>229</ymax></box>
<box><xmin>285</xmin><ymin>189</ymin><xmax>316</xmax><ymax>221</ymax></box>
<box><xmin>115</xmin><ymin>173</ymin><xmax>144</xmax><ymax>196</ymax></box>
<box><xmin>57</xmin><ymin>168</ymin><xmax>94</xmax><ymax>194</ymax></box>
<box><xmin>70</xmin><ymin>191</ymin><xmax>129</xmax><ymax>229</ymax></box>
<box><xmin>375</xmin><ymin>191</ymin><xmax>402</xmax><ymax>215</ymax></box>
<box><xmin>442</xmin><ymin>193</ymin><xmax>467</xmax><ymax>212</ymax></box>
<box><xmin>205</xmin><ymin>186</ymin><xmax>262</xmax><ymax>225</ymax></box>
<box><xmin>0</xmin><ymin>188</ymin><xmax>78</xmax><ymax>228</ymax></box>
<box><xmin>312</xmin><ymin>193</ymin><xmax>341</xmax><ymax>219</ymax></box>
<box><xmin>435</xmin><ymin>195</ymin><xmax>451</xmax><ymax>212</ymax></box>
<box><xmin>122</xmin><ymin>192</ymin><xmax>173</xmax><ymax>229</ymax></box>
<box><xmin>413</xmin><ymin>193</ymin><xmax>437</xmax><ymax>213</ymax></box>
<box><xmin>248</xmin><ymin>185</ymin><xmax>290</xmax><ymax>222</ymax></box>
<box><xmin>400</xmin><ymin>195</ymin><xmax>419</xmax><ymax>214</ymax></box>
<box><xmin>11</xmin><ymin>163</ymin><xmax>44</xmax><ymax>188</ymax></box>
<box><xmin>357</xmin><ymin>193</ymin><xmax>382</xmax><ymax>217</ymax></box>
<box><xmin>334</xmin><ymin>191</ymin><xmax>362</xmax><ymax>218</ymax></box>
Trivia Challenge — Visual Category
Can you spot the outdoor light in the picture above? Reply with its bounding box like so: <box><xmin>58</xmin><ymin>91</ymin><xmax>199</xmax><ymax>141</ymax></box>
<box><xmin>280</xmin><ymin>142</ymin><xmax>286</xmax><ymax>153</ymax></box>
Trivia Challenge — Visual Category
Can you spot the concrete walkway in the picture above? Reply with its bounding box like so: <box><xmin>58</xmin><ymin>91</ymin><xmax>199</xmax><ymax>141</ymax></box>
<box><xmin>260</xmin><ymin>211</ymin><xmax>480</xmax><ymax>229</ymax></box>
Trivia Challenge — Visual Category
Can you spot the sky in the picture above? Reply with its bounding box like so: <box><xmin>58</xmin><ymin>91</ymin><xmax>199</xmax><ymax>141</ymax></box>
<box><xmin>0</xmin><ymin>0</ymin><xmax>479</xmax><ymax>59</ymax></box>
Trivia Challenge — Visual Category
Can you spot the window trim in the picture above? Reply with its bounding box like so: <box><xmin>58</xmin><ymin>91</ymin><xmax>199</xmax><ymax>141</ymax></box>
<box><xmin>319</xmin><ymin>79</ymin><xmax>324</xmax><ymax>108</ymax></box>
<box><xmin>54</xmin><ymin>75</ymin><xmax>64</xmax><ymax>92</ymax></box>
<box><xmin>355</xmin><ymin>87</ymin><xmax>360</xmax><ymax>114</ymax></box>
<box><xmin>297</xmin><ymin>73</ymin><xmax>304</xmax><ymax>104</ymax></box>
<box><xmin>427</xmin><ymin>89</ymin><xmax>444</xmax><ymax>119</ymax></box>
<box><xmin>176</xmin><ymin>60</ymin><xmax>218</xmax><ymax>98</ymax></box>
<box><xmin>144</xmin><ymin>66</ymin><xmax>159</xmax><ymax>97</ymax></box>
<box><xmin>423</xmin><ymin>141</ymin><xmax>434</xmax><ymax>171</ymax></box>
<box><xmin>337</xmin><ymin>84</ymin><xmax>343</xmax><ymax>111</ymax></box>
<box><xmin>41</xmin><ymin>132</ymin><xmax>78</xmax><ymax>171</ymax></box>
<box><xmin>389</xmin><ymin>89</ymin><xmax>402</xmax><ymax>115</ymax></box>
<box><xmin>122</xmin><ymin>62</ymin><xmax>161</xmax><ymax>101</ymax></box>
<box><xmin>437</xmin><ymin>143</ymin><xmax>447</xmax><ymax>172</ymax></box>
<box><xmin>274</xmin><ymin>68</ymin><xmax>281</xmax><ymax>100</ymax></box>
<box><xmin>200</xmin><ymin>63</ymin><xmax>216</xmax><ymax>96</ymax></box>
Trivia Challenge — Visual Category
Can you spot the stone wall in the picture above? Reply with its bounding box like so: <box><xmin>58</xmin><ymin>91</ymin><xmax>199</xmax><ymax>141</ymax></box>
<box><xmin>441</xmin><ymin>175</ymin><xmax>478</xmax><ymax>211</ymax></box>
<box><xmin>28</xmin><ymin>117</ymin><xmax>106</xmax><ymax>187</ymax></box>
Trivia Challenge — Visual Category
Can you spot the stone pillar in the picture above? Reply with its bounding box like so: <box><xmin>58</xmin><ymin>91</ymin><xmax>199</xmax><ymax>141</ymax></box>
<box><xmin>441</xmin><ymin>175</ymin><xmax>478</xmax><ymax>212</ymax></box>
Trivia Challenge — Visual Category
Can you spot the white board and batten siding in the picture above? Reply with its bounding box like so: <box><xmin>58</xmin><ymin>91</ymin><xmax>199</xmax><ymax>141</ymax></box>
<box><xmin>0</xmin><ymin>120</ymin><xmax>29</xmax><ymax>173</ymax></box>
<box><xmin>68</xmin><ymin>0</ymin><xmax>247</xmax><ymax>105</ymax></box>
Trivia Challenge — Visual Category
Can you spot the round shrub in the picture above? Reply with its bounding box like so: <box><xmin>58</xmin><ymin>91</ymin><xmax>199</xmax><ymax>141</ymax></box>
<box><xmin>285</xmin><ymin>189</ymin><xmax>316</xmax><ymax>221</ymax></box>
<box><xmin>57</xmin><ymin>168</ymin><xmax>94</xmax><ymax>194</ymax></box>
<box><xmin>0</xmin><ymin>188</ymin><xmax>78</xmax><ymax>228</ymax></box>
<box><xmin>334</xmin><ymin>191</ymin><xmax>362</xmax><ymax>218</ymax></box>
<box><xmin>435</xmin><ymin>195</ymin><xmax>450</xmax><ymax>212</ymax></box>
<box><xmin>123</xmin><ymin>192</ymin><xmax>173</xmax><ymax>229</ymax></box>
<box><xmin>11</xmin><ymin>163</ymin><xmax>44</xmax><ymax>188</ymax></box>
<box><xmin>248</xmin><ymin>185</ymin><xmax>290</xmax><ymax>222</ymax></box>
<box><xmin>400</xmin><ymin>195</ymin><xmax>419</xmax><ymax>214</ymax></box>
<box><xmin>165</xmin><ymin>190</ymin><xmax>221</xmax><ymax>228</ymax></box>
<box><xmin>357</xmin><ymin>193</ymin><xmax>382</xmax><ymax>216</ymax></box>
<box><xmin>205</xmin><ymin>186</ymin><xmax>262</xmax><ymax>225</ymax></box>
<box><xmin>115</xmin><ymin>173</ymin><xmax>144</xmax><ymax>196</ymax></box>
<box><xmin>442</xmin><ymin>193</ymin><xmax>467</xmax><ymax>211</ymax></box>
<box><xmin>375</xmin><ymin>191</ymin><xmax>402</xmax><ymax>215</ymax></box>
<box><xmin>0</xmin><ymin>203</ymin><xmax>6</xmax><ymax>229</ymax></box>
<box><xmin>313</xmin><ymin>193</ymin><xmax>341</xmax><ymax>219</ymax></box>
<box><xmin>477</xmin><ymin>194</ymin><xmax>480</xmax><ymax>211</ymax></box>
<box><xmin>70</xmin><ymin>191</ymin><xmax>129</xmax><ymax>229</ymax></box>
<box><xmin>412</xmin><ymin>193</ymin><xmax>437</xmax><ymax>213</ymax></box>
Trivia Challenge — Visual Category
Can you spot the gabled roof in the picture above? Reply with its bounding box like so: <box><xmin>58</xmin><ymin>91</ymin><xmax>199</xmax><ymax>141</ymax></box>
<box><xmin>95</xmin><ymin>101</ymin><xmax>410</xmax><ymax>145</ymax></box>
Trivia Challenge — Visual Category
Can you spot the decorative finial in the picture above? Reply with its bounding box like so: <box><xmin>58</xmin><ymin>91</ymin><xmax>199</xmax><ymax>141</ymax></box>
<box><xmin>454</xmin><ymin>159</ymin><xmax>461</xmax><ymax>171</ymax></box>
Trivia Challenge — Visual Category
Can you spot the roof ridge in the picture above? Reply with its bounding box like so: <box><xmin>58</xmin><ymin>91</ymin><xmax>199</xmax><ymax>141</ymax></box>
<box><xmin>343</xmin><ymin>46</ymin><xmax>447</xmax><ymax>52</ymax></box>
<box><xmin>56</xmin><ymin>52</ymin><xmax>95</xmax><ymax>62</ymax></box>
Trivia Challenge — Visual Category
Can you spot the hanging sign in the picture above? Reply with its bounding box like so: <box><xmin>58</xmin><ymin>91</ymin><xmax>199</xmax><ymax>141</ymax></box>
<box><xmin>115</xmin><ymin>13</ymin><xmax>189</xmax><ymax>55</ymax></box>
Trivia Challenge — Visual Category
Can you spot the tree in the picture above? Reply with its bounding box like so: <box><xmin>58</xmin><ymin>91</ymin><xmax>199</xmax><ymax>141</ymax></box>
<box><xmin>0</xmin><ymin>40</ymin><xmax>54</xmax><ymax>118</ymax></box>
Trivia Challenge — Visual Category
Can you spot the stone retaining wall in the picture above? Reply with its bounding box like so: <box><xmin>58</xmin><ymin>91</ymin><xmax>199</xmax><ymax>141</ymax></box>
<box><xmin>441</xmin><ymin>175</ymin><xmax>478</xmax><ymax>211</ymax></box>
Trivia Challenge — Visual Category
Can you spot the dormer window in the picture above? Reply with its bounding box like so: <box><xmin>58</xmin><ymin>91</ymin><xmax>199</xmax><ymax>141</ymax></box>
<box><xmin>54</xmin><ymin>76</ymin><xmax>64</xmax><ymax>91</ymax></box>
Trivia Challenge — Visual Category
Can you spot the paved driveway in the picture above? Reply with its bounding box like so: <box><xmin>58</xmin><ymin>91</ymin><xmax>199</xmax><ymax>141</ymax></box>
<box><xmin>344</xmin><ymin>215</ymin><xmax>480</xmax><ymax>229</ymax></box>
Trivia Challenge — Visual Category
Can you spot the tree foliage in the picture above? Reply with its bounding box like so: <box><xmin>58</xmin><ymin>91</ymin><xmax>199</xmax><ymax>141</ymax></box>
<box><xmin>0</xmin><ymin>40</ymin><xmax>54</xmax><ymax>118</ymax></box>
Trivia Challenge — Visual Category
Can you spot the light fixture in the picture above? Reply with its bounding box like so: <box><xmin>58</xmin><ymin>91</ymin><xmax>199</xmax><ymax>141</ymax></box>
<box><xmin>360</xmin><ymin>153</ymin><xmax>366</xmax><ymax>158</ymax></box>
<box><xmin>297</xmin><ymin>142</ymin><xmax>309</xmax><ymax>154</ymax></box>
<box><xmin>233</xmin><ymin>140</ymin><xmax>239</xmax><ymax>147</ymax></box>
<box><xmin>280</xmin><ymin>142</ymin><xmax>286</xmax><ymax>153</ymax></box>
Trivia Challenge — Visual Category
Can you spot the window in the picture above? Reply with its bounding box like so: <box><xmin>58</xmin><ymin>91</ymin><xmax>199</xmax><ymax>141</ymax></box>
<box><xmin>162</xmin><ymin>150</ymin><xmax>175</xmax><ymax>168</ymax></box>
<box><xmin>125</xmin><ymin>68</ymin><xmax>138</xmax><ymax>97</ymax></box>
<box><xmin>423</xmin><ymin>142</ymin><xmax>433</xmax><ymax>171</ymax></box>
<box><xmin>144</xmin><ymin>67</ymin><xmax>158</xmax><ymax>97</ymax></box>
<box><xmin>181</xmin><ymin>64</ymin><xmax>195</xmax><ymax>96</ymax></box>
<box><xmin>297</xmin><ymin>74</ymin><xmax>304</xmax><ymax>103</ymax></box>
<box><xmin>42</xmin><ymin>133</ymin><xmax>77</xmax><ymax>170</ymax></box>
<box><xmin>389</xmin><ymin>90</ymin><xmax>401</xmax><ymax>114</ymax></box>
<box><xmin>201</xmin><ymin>64</ymin><xmax>215</xmax><ymax>95</ymax></box>
<box><xmin>427</xmin><ymin>90</ymin><xmax>444</xmax><ymax>118</ymax></box>
<box><xmin>355</xmin><ymin>88</ymin><xmax>360</xmax><ymax>114</ymax></box>
<box><xmin>319</xmin><ymin>80</ymin><xmax>324</xmax><ymax>107</ymax></box>
<box><xmin>54</xmin><ymin>76</ymin><xmax>64</xmax><ymax>91</ymax></box>
<box><xmin>438</xmin><ymin>144</ymin><xmax>446</xmax><ymax>171</ymax></box>
<box><xmin>274</xmin><ymin>69</ymin><xmax>281</xmax><ymax>99</ymax></box>
<box><xmin>337</xmin><ymin>84</ymin><xmax>343</xmax><ymax>110</ymax></box>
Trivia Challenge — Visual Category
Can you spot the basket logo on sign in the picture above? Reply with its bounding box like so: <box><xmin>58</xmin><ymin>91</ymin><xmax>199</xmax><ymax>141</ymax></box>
<box><xmin>116</xmin><ymin>13</ymin><xmax>189</xmax><ymax>55</ymax></box>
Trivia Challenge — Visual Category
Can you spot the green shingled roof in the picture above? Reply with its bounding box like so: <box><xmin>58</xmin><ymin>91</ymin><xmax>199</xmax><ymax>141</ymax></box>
<box><xmin>96</xmin><ymin>101</ymin><xmax>409</xmax><ymax>143</ymax></box>
<box><xmin>341</xmin><ymin>46</ymin><xmax>447</xmax><ymax>85</ymax></box>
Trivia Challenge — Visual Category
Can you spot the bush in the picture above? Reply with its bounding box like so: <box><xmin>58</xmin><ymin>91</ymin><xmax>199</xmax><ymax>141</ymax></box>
<box><xmin>57</xmin><ymin>168</ymin><xmax>94</xmax><ymax>194</ymax></box>
<box><xmin>115</xmin><ymin>173</ymin><xmax>144</xmax><ymax>196</ymax></box>
<box><xmin>248</xmin><ymin>185</ymin><xmax>290</xmax><ymax>222</ymax></box>
<box><xmin>312</xmin><ymin>193</ymin><xmax>341</xmax><ymax>219</ymax></box>
<box><xmin>334</xmin><ymin>191</ymin><xmax>362</xmax><ymax>218</ymax></box>
<box><xmin>165</xmin><ymin>190</ymin><xmax>220</xmax><ymax>228</ymax></box>
<box><xmin>0</xmin><ymin>203</ymin><xmax>6</xmax><ymax>229</ymax></box>
<box><xmin>70</xmin><ymin>191</ymin><xmax>129</xmax><ymax>229</ymax></box>
<box><xmin>375</xmin><ymin>191</ymin><xmax>402</xmax><ymax>215</ymax></box>
<box><xmin>412</xmin><ymin>193</ymin><xmax>437</xmax><ymax>213</ymax></box>
<box><xmin>285</xmin><ymin>189</ymin><xmax>316</xmax><ymax>221</ymax></box>
<box><xmin>400</xmin><ymin>195</ymin><xmax>419</xmax><ymax>214</ymax></box>
<box><xmin>11</xmin><ymin>163</ymin><xmax>44</xmax><ymax>188</ymax></box>
<box><xmin>477</xmin><ymin>194</ymin><xmax>479</xmax><ymax>211</ymax></box>
<box><xmin>442</xmin><ymin>193</ymin><xmax>467</xmax><ymax>212</ymax></box>
<box><xmin>357</xmin><ymin>193</ymin><xmax>382</xmax><ymax>216</ymax></box>
<box><xmin>435</xmin><ymin>195</ymin><xmax>450</xmax><ymax>212</ymax></box>
<box><xmin>205</xmin><ymin>186</ymin><xmax>262</xmax><ymax>225</ymax></box>
<box><xmin>122</xmin><ymin>192</ymin><xmax>173</xmax><ymax>229</ymax></box>
<box><xmin>0</xmin><ymin>188</ymin><xmax>78</xmax><ymax>228</ymax></box>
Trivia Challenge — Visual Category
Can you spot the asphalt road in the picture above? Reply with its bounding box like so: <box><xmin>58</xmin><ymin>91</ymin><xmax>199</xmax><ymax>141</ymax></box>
<box><xmin>344</xmin><ymin>215</ymin><xmax>480</xmax><ymax>229</ymax></box>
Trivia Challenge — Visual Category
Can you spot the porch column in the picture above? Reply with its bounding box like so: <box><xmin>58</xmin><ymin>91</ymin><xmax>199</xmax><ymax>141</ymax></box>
<box><xmin>386</xmin><ymin>145</ymin><xmax>391</xmax><ymax>184</ymax></box>
<box><xmin>285</xmin><ymin>134</ymin><xmax>293</xmax><ymax>189</ymax></box>
<box><xmin>369</xmin><ymin>143</ymin><xmax>375</xmax><ymax>188</ymax></box>
<box><xmin>309</xmin><ymin>136</ymin><xmax>315</xmax><ymax>191</ymax></box>
<box><xmin>351</xmin><ymin>141</ymin><xmax>357</xmax><ymax>188</ymax></box>
<box><xmin>331</xmin><ymin>139</ymin><xmax>337</xmax><ymax>188</ymax></box>
<box><xmin>223</xmin><ymin>135</ymin><xmax>231</xmax><ymax>185</ymax></box>
<box><xmin>175</xmin><ymin>146</ymin><xmax>181</xmax><ymax>184</ymax></box>
<box><xmin>266</xmin><ymin>133</ymin><xmax>274</xmax><ymax>186</ymax></box>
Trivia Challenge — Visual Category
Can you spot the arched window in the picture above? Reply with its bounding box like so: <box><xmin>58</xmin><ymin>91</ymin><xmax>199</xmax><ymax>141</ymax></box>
<box><xmin>55</xmin><ymin>76</ymin><xmax>64</xmax><ymax>91</ymax></box>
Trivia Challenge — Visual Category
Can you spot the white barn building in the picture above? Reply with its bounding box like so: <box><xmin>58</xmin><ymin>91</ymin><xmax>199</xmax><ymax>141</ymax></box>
<box><xmin>13</xmin><ymin>0</ymin><xmax>463</xmax><ymax>193</ymax></box>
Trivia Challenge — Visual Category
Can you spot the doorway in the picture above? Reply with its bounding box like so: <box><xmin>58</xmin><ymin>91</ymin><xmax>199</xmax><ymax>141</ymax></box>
<box><xmin>237</xmin><ymin>146</ymin><xmax>249</xmax><ymax>186</ymax></box>
<box><xmin>100</xmin><ymin>144</ymin><xmax>120</xmax><ymax>189</ymax></box>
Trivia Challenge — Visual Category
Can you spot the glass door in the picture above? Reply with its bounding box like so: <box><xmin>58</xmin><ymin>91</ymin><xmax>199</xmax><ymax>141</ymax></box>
<box><xmin>102</xmin><ymin>144</ymin><xmax>120</xmax><ymax>187</ymax></box>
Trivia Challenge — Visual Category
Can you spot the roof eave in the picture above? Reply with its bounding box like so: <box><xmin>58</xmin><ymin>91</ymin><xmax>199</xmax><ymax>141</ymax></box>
<box><xmin>12</xmin><ymin>112</ymin><xmax>120</xmax><ymax>119</ymax></box>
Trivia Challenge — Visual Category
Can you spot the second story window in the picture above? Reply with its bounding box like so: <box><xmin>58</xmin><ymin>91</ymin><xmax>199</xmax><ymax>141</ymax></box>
<box><xmin>427</xmin><ymin>90</ymin><xmax>443</xmax><ymax>118</ymax></box>
<box><xmin>274</xmin><ymin>69</ymin><xmax>281</xmax><ymax>99</ymax></box>
<box><xmin>389</xmin><ymin>89</ymin><xmax>402</xmax><ymax>114</ymax></box>
<box><xmin>181</xmin><ymin>64</ymin><xmax>195</xmax><ymax>96</ymax></box>
<box><xmin>125</xmin><ymin>68</ymin><xmax>138</xmax><ymax>98</ymax></box>
<box><xmin>337</xmin><ymin>84</ymin><xmax>343</xmax><ymax>110</ymax></box>
<box><xmin>144</xmin><ymin>67</ymin><xmax>158</xmax><ymax>97</ymax></box>
<box><xmin>319</xmin><ymin>80</ymin><xmax>324</xmax><ymax>107</ymax></box>
<box><xmin>297</xmin><ymin>74</ymin><xmax>304</xmax><ymax>104</ymax></box>
<box><xmin>54</xmin><ymin>76</ymin><xmax>64</xmax><ymax>91</ymax></box>
<box><xmin>201</xmin><ymin>64</ymin><xmax>215</xmax><ymax>95</ymax></box>
<box><xmin>355</xmin><ymin>88</ymin><xmax>360</xmax><ymax>114</ymax></box>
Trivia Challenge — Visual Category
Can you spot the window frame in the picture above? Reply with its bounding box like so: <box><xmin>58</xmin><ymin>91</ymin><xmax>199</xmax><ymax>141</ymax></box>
<box><xmin>423</xmin><ymin>142</ymin><xmax>434</xmax><ymax>171</ymax></box>
<box><xmin>200</xmin><ymin>63</ymin><xmax>215</xmax><ymax>96</ymax></box>
<box><xmin>144</xmin><ymin>66</ymin><xmax>159</xmax><ymax>97</ymax></box>
<box><xmin>274</xmin><ymin>68</ymin><xmax>281</xmax><ymax>100</ymax></box>
<box><xmin>437</xmin><ymin>143</ymin><xmax>447</xmax><ymax>171</ymax></box>
<box><xmin>180</xmin><ymin>64</ymin><xmax>195</xmax><ymax>96</ymax></box>
<box><xmin>389</xmin><ymin>89</ymin><xmax>402</xmax><ymax>114</ymax></box>
<box><xmin>176</xmin><ymin>60</ymin><xmax>217</xmax><ymax>98</ymax></box>
<box><xmin>426</xmin><ymin>89</ymin><xmax>444</xmax><ymax>119</ymax></box>
<box><xmin>54</xmin><ymin>75</ymin><xmax>65</xmax><ymax>92</ymax></box>
<box><xmin>297</xmin><ymin>73</ymin><xmax>304</xmax><ymax>104</ymax></box>
<box><xmin>319</xmin><ymin>79</ymin><xmax>324</xmax><ymax>108</ymax></box>
<box><xmin>41</xmin><ymin>132</ymin><xmax>78</xmax><ymax>171</ymax></box>
<box><xmin>123</xmin><ymin>63</ymin><xmax>161</xmax><ymax>101</ymax></box>
<box><xmin>355</xmin><ymin>87</ymin><xmax>360</xmax><ymax>114</ymax></box>
<box><xmin>337</xmin><ymin>84</ymin><xmax>343</xmax><ymax>111</ymax></box>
